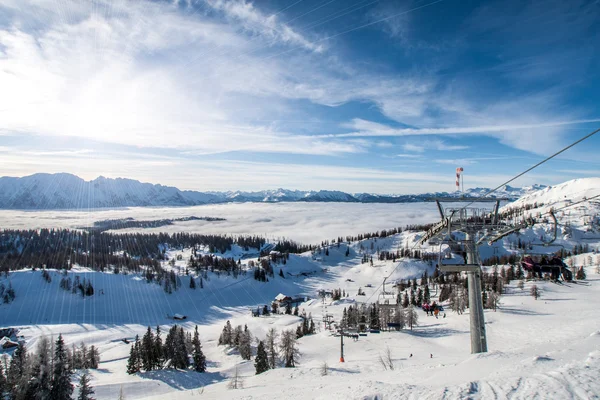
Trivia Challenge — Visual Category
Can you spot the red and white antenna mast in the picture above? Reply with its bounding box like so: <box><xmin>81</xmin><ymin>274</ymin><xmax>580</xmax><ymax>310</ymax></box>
<box><xmin>456</xmin><ymin>167</ymin><xmax>464</xmax><ymax>193</ymax></box>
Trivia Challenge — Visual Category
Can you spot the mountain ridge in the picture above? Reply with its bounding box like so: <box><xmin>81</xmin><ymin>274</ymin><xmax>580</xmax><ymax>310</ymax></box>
<box><xmin>0</xmin><ymin>173</ymin><xmax>549</xmax><ymax>210</ymax></box>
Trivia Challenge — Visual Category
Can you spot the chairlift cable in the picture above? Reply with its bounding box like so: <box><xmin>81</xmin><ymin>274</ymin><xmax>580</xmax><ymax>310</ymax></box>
<box><xmin>460</xmin><ymin>126</ymin><xmax>600</xmax><ymax>211</ymax></box>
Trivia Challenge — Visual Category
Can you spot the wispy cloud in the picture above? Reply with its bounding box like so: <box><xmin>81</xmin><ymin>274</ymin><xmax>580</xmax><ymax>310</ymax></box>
<box><xmin>401</xmin><ymin>139</ymin><xmax>468</xmax><ymax>153</ymax></box>
<box><xmin>204</xmin><ymin>0</ymin><xmax>324</xmax><ymax>52</ymax></box>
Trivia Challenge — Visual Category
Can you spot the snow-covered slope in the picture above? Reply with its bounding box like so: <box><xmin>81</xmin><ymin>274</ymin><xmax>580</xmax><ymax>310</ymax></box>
<box><xmin>1</xmin><ymin>236</ymin><xmax>599</xmax><ymax>400</ymax></box>
<box><xmin>0</xmin><ymin>173</ymin><xmax>549</xmax><ymax>209</ymax></box>
<box><xmin>505</xmin><ymin>178</ymin><xmax>600</xmax><ymax>211</ymax></box>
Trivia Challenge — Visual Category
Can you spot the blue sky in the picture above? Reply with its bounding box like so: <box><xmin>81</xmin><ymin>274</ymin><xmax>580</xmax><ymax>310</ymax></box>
<box><xmin>0</xmin><ymin>0</ymin><xmax>599</xmax><ymax>193</ymax></box>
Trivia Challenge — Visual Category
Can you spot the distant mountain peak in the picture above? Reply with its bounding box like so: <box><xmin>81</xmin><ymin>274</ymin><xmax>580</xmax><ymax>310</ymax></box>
<box><xmin>0</xmin><ymin>172</ymin><xmax>553</xmax><ymax>210</ymax></box>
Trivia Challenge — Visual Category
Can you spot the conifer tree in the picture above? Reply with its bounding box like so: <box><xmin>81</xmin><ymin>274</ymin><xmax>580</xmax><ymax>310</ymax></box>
<box><xmin>238</xmin><ymin>328</ymin><xmax>253</xmax><ymax>361</ymax></box>
<box><xmin>293</xmin><ymin>305</ymin><xmax>299</xmax><ymax>316</ymax></box>
<box><xmin>262</xmin><ymin>305</ymin><xmax>269</xmax><ymax>316</ymax></box>
<box><xmin>141</xmin><ymin>327</ymin><xmax>155</xmax><ymax>372</ymax></box>
<box><xmin>51</xmin><ymin>334</ymin><xmax>74</xmax><ymax>400</ymax></box>
<box><xmin>26</xmin><ymin>336</ymin><xmax>53</xmax><ymax>399</ymax></box>
<box><xmin>88</xmin><ymin>345</ymin><xmax>100</xmax><ymax>369</ymax></box>
<box><xmin>285</xmin><ymin>302</ymin><xmax>292</xmax><ymax>315</ymax></box>
<box><xmin>173</xmin><ymin>327</ymin><xmax>189</xmax><ymax>369</ymax></box>
<box><xmin>233</xmin><ymin>325</ymin><xmax>243</xmax><ymax>348</ymax></box>
<box><xmin>405</xmin><ymin>306</ymin><xmax>419</xmax><ymax>330</ymax></box>
<box><xmin>7</xmin><ymin>341</ymin><xmax>28</xmax><ymax>398</ymax></box>
<box><xmin>192</xmin><ymin>326</ymin><xmax>206</xmax><ymax>373</ymax></box>
<box><xmin>402</xmin><ymin>292</ymin><xmax>409</xmax><ymax>308</ymax></box>
<box><xmin>127</xmin><ymin>336</ymin><xmax>141</xmax><ymax>375</ymax></box>
<box><xmin>0</xmin><ymin>362</ymin><xmax>6</xmax><ymax>398</ymax></box>
<box><xmin>254</xmin><ymin>341</ymin><xmax>269</xmax><ymax>375</ymax></box>
<box><xmin>265</xmin><ymin>328</ymin><xmax>279</xmax><ymax>369</ymax></box>
<box><xmin>154</xmin><ymin>326</ymin><xmax>164</xmax><ymax>369</ymax></box>
<box><xmin>218</xmin><ymin>321</ymin><xmax>233</xmax><ymax>346</ymax></box>
<box><xmin>424</xmin><ymin>285</ymin><xmax>431</xmax><ymax>304</ymax></box>
<box><xmin>77</xmin><ymin>373</ymin><xmax>94</xmax><ymax>400</ymax></box>
<box><xmin>576</xmin><ymin>266</ymin><xmax>586</xmax><ymax>280</ymax></box>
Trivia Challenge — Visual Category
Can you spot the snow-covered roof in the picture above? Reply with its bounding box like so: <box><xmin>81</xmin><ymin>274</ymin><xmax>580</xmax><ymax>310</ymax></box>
<box><xmin>275</xmin><ymin>293</ymin><xmax>290</xmax><ymax>301</ymax></box>
<box><xmin>0</xmin><ymin>337</ymin><xmax>19</xmax><ymax>348</ymax></box>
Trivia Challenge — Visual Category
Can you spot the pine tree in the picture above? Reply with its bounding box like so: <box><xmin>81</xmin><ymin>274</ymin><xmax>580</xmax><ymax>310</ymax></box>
<box><xmin>0</xmin><ymin>362</ymin><xmax>6</xmax><ymax>399</ymax></box>
<box><xmin>308</xmin><ymin>315</ymin><xmax>315</xmax><ymax>334</ymax></box>
<box><xmin>254</xmin><ymin>341</ymin><xmax>269</xmax><ymax>375</ymax></box>
<box><xmin>51</xmin><ymin>334</ymin><xmax>74</xmax><ymax>400</ymax></box>
<box><xmin>26</xmin><ymin>336</ymin><xmax>53</xmax><ymax>399</ymax></box>
<box><xmin>233</xmin><ymin>325</ymin><xmax>243</xmax><ymax>348</ymax></box>
<box><xmin>285</xmin><ymin>302</ymin><xmax>292</xmax><ymax>315</ymax></box>
<box><xmin>402</xmin><ymin>292</ymin><xmax>409</xmax><ymax>308</ymax></box>
<box><xmin>141</xmin><ymin>327</ymin><xmax>155</xmax><ymax>372</ymax></box>
<box><xmin>293</xmin><ymin>305</ymin><xmax>299</xmax><ymax>316</ymax></box>
<box><xmin>405</xmin><ymin>306</ymin><xmax>419</xmax><ymax>330</ymax></box>
<box><xmin>218</xmin><ymin>321</ymin><xmax>233</xmax><ymax>346</ymax></box>
<box><xmin>238</xmin><ymin>328</ymin><xmax>253</xmax><ymax>361</ymax></box>
<box><xmin>154</xmin><ymin>326</ymin><xmax>164</xmax><ymax>370</ymax></box>
<box><xmin>265</xmin><ymin>328</ymin><xmax>279</xmax><ymax>369</ymax></box>
<box><xmin>424</xmin><ymin>285</ymin><xmax>431</xmax><ymax>304</ymax></box>
<box><xmin>192</xmin><ymin>326</ymin><xmax>206</xmax><ymax>373</ymax></box>
<box><xmin>87</xmin><ymin>345</ymin><xmax>100</xmax><ymax>369</ymax></box>
<box><xmin>127</xmin><ymin>336</ymin><xmax>141</xmax><ymax>375</ymax></box>
<box><xmin>7</xmin><ymin>341</ymin><xmax>28</xmax><ymax>398</ymax></box>
<box><xmin>173</xmin><ymin>327</ymin><xmax>189</xmax><ymax>369</ymax></box>
<box><xmin>77</xmin><ymin>373</ymin><xmax>94</xmax><ymax>400</ymax></box>
<box><xmin>576</xmin><ymin>266</ymin><xmax>586</xmax><ymax>280</ymax></box>
<box><xmin>262</xmin><ymin>305</ymin><xmax>270</xmax><ymax>316</ymax></box>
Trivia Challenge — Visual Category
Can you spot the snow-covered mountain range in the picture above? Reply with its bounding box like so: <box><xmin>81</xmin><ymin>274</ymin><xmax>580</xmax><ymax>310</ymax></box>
<box><xmin>0</xmin><ymin>173</ymin><xmax>547</xmax><ymax>209</ymax></box>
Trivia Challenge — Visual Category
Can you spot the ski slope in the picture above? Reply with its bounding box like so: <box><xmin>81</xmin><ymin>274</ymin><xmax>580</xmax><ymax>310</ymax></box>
<box><xmin>1</xmin><ymin>179</ymin><xmax>600</xmax><ymax>399</ymax></box>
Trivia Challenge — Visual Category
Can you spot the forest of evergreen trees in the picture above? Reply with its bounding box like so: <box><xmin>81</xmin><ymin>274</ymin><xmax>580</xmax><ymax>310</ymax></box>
<box><xmin>0</xmin><ymin>334</ymin><xmax>100</xmax><ymax>400</ymax></box>
<box><xmin>126</xmin><ymin>325</ymin><xmax>206</xmax><ymax>374</ymax></box>
<box><xmin>0</xmin><ymin>229</ymin><xmax>266</xmax><ymax>274</ymax></box>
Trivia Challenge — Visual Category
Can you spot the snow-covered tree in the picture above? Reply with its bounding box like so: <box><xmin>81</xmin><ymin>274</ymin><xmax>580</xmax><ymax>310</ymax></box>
<box><xmin>254</xmin><ymin>341</ymin><xmax>269</xmax><ymax>375</ymax></box>
<box><xmin>405</xmin><ymin>306</ymin><xmax>419</xmax><ymax>330</ymax></box>
<box><xmin>279</xmin><ymin>329</ymin><xmax>300</xmax><ymax>368</ymax></box>
<box><xmin>51</xmin><ymin>334</ymin><xmax>74</xmax><ymax>400</ymax></box>
<box><xmin>0</xmin><ymin>363</ymin><xmax>6</xmax><ymax>399</ymax></box>
<box><xmin>218</xmin><ymin>321</ymin><xmax>233</xmax><ymax>346</ymax></box>
<box><xmin>192</xmin><ymin>326</ymin><xmax>206</xmax><ymax>373</ymax></box>
<box><xmin>154</xmin><ymin>326</ymin><xmax>164</xmax><ymax>369</ymax></box>
<box><xmin>530</xmin><ymin>284</ymin><xmax>540</xmax><ymax>300</ymax></box>
<box><xmin>26</xmin><ymin>335</ymin><xmax>52</xmax><ymax>399</ymax></box>
<box><xmin>238</xmin><ymin>327</ymin><xmax>253</xmax><ymax>361</ymax></box>
<box><xmin>141</xmin><ymin>327</ymin><xmax>155</xmax><ymax>372</ymax></box>
<box><xmin>126</xmin><ymin>336</ymin><xmax>141</xmax><ymax>375</ymax></box>
<box><xmin>265</xmin><ymin>328</ymin><xmax>279</xmax><ymax>369</ymax></box>
<box><xmin>77</xmin><ymin>373</ymin><xmax>94</xmax><ymax>400</ymax></box>
<box><xmin>7</xmin><ymin>341</ymin><xmax>28</xmax><ymax>398</ymax></box>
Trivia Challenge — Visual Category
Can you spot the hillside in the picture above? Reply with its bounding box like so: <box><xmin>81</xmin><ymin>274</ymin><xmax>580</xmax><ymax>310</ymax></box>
<box><xmin>1</xmin><ymin>231</ymin><xmax>599</xmax><ymax>400</ymax></box>
<box><xmin>0</xmin><ymin>173</ymin><xmax>546</xmax><ymax>209</ymax></box>
<box><xmin>1</xmin><ymin>178</ymin><xmax>600</xmax><ymax>399</ymax></box>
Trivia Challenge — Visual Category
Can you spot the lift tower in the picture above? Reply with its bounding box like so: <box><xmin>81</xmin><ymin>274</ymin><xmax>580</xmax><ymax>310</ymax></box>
<box><xmin>418</xmin><ymin>197</ymin><xmax>517</xmax><ymax>354</ymax></box>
